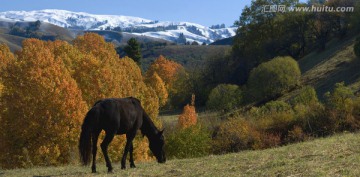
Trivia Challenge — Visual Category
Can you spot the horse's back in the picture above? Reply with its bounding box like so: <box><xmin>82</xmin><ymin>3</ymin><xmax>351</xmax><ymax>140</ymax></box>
<box><xmin>95</xmin><ymin>97</ymin><xmax>143</xmax><ymax>134</ymax></box>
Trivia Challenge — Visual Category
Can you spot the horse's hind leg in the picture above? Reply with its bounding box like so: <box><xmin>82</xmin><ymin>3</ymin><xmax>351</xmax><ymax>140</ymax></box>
<box><xmin>129</xmin><ymin>142</ymin><xmax>136</xmax><ymax>168</ymax></box>
<box><xmin>91</xmin><ymin>130</ymin><xmax>101</xmax><ymax>173</ymax></box>
<box><xmin>101</xmin><ymin>131</ymin><xmax>115</xmax><ymax>173</ymax></box>
<box><xmin>121</xmin><ymin>131</ymin><xmax>136</xmax><ymax>169</ymax></box>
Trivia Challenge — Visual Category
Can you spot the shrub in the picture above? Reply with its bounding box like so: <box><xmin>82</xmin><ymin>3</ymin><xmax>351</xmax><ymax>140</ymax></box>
<box><xmin>165</xmin><ymin>125</ymin><xmax>211</xmax><ymax>159</ymax></box>
<box><xmin>247</xmin><ymin>56</ymin><xmax>301</xmax><ymax>102</ymax></box>
<box><xmin>293</xmin><ymin>101</ymin><xmax>327</xmax><ymax>136</ymax></box>
<box><xmin>206</xmin><ymin>84</ymin><xmax>242</xmax><ymax>111</ymax></box>
<box><xmin>286</xmin><ymin>126</ymin><xmax>306</xmax><ymax>143</ymax></box>
<box><xmin>178</xmin><ymin>104</ymin><xmax>197</xmax><ymax>128</ymax></box>
<box><xmin>355</xmin><ymin>37</ymin><xmax>360</xmax><ymax>58</ymax></box>
<box><xmin>250</xmin><ymin>101</ymin><xmax>296</xmax><ymax>140</ymax></box>
<box><xmin>290</xmin><ymin>86</ymin><xmax>318</xmax><ymax>106</ymax></box>
<box><xmin>178</xmin><ymin>95</ymin><xmax>197</xmax><ymax>129</ymax></box>
<box><xmin>324</xmin><ymin>82</ymin><xmax>360</xmax><ymax>132</ymax></box>
<box><xmin>212</xmin><ymin>118</ymin><xmax>262</xmax><ymax>154</ymax></box>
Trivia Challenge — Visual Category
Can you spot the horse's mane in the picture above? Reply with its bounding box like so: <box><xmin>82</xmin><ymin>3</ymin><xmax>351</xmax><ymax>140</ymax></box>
<box><xmin>140</xmin><ymin>108</ymin><xmax>159</xmax><ymax>138</ymax></box>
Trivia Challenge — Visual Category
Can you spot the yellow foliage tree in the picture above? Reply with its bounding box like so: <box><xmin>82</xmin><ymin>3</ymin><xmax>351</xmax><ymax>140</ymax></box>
<box><xmin>178</xmin><ymin>95</ymin><xmax>197</xmax><ymax>129</ymax></box>
<box><xmin>145</xmin><ymin>72</ymin><xmax>168</xmax><ymax>107</ymax></box>
<box><xmin>0</xmin><ymin>44</ymin><xmax>15</xmax><ymax>71</ymax></box>
<box><xmin>0</xmin><ymin>44</ymin><xmax>15</xmax><ymax>163</ymax></box>
<box><xmin>0</xmin><ymin>39</ymin><xmax>88</xmax><ymax>168</ymax></box>
<box><xmin>71</xmin><ymin>34</ymin><xmax>160</xmax><ymax>163</ymax></box>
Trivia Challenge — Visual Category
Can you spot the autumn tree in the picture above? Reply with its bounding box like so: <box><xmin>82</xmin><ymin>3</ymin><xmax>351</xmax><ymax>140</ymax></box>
<box><xmin>0</xmin><ymin>33</ymin><xmax>163</xmax><ymax>168</ymax></box>
<box><xmin>146</xmin><ymin>55</ymin><xmax>186</xmax><ymax>107</ymax></box>
<box><xmin>72</xmin><ymin>33</ymin><xmax>161</xmax><ymax>163</ymax></box>
<box><xmin>0</xmin><ymin>44</ymin><xmax>15</xmax><ymax>165</ymax></box>
<box><xmin>0</xmin><ymin>44</ymin><xmax>14</xmax><ymax>71</ymax></box>
<box><xmin>145</xmin><ymin>72</ymin><xmax>168</xmax><ymax>107</ymax></box>
<box><xmin>178</xmin><ymin>95</ymin><xmax>197</xmax><ymax>129</ymax></box>
<box><xmin>147</xmin><ymin>55</ymin><xmax>183</xmax><ymax>88</ymax></box>
<box><xmin>0</xmin><ymin>39</ymin><xmax>88</xmax><ymax>168</ymax></box>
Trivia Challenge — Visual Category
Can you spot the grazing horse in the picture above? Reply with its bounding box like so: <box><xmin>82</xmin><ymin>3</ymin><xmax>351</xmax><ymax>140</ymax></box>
<box><xmin>79</xmin><ymin>97</ymin><xmax>166</xmax><ymax>173</ymax></box>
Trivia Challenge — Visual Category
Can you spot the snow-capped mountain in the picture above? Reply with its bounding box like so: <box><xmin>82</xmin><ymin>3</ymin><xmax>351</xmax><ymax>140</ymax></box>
<box><xmin>0</xmin><ymin>9</ymin><xmax>237</xmax><ymax>44</ymax></box>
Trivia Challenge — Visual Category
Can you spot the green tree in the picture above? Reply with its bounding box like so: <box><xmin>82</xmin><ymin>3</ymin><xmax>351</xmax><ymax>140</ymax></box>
<box><xmin>177</xmin><ymin>33</ymin><xmax>186</xmax><ymax>45</ymax></box>
<box><xmin>231</xmin><ymin>0</ymin><xmax>308</xmax><ymax>84</ymax></box>
<box><xmin>206</xmin><ymin>84</ymin><xmax>242</xmax><ymax>111</ymax></box>
<box><xmin>247</xmin><ymin>56</ymin><xmax>301</xmax><ymax>102</ymax></box>
<box><xmin>124</xmin><ymin>38</ymin><xmax>142</xmax><ymax>65</ymax></box>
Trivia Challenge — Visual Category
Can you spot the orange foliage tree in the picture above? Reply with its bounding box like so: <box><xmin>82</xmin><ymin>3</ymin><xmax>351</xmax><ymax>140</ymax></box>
<box><xmin>0</xmin><ymin>33</ymin><xmax>163</xmax><ymax>169</ymax></box>
<box><xmin>146</xmin><ymin>55</ymin><xmax>187</xmax><ymax>108</ymax></box>
<box><xmin>146</xmin><ymin>55</ymin><xmax>184</xmax><ymax>90</ymax></box>
<box><xmin>0</xmin><ymin>39</ymin><xmax>88</xmax><ymax>168</ymax></box>
<box><xmin>178</xmin><ymin>95</ymin><xmax>197</xmax><ymax>129</ymax></box>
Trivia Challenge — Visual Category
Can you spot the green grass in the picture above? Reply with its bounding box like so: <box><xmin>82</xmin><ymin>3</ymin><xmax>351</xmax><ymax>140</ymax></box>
<box><xmin>1</xmin><ymin>132</ymin><xmax>360</xmax><ymax>176</ymax></box>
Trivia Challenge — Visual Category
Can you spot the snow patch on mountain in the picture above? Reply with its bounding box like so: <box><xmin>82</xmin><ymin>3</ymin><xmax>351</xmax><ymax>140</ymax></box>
<box><xmin>0</xmin><ymin>9</ymin><xmax>237</xmax><ymax>44</ymax></box>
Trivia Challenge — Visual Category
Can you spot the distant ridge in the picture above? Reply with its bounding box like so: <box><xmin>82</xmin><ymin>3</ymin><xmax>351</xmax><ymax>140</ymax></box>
<box><xmin>0</xmin><ymin>9</ymin><xmax>237</xmax><ymax>44</ymax></box>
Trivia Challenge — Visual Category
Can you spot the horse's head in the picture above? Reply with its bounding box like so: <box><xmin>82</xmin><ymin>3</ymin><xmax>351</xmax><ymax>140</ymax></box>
<box><xmin>149</xmin><ymin>129</ymin><xmax>166</xmax><ymax>163</ymax></box>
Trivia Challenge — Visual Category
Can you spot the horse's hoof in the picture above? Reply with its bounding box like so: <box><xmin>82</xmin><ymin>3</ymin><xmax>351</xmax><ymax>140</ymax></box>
<box><xmin>108</xmin><ymin>167</ymin><xmax>113</xmax><ymax>173</ymax></box>
<box><xmin>92</xmin><ymin>170</ymin><xmax>97</xmax><ymax>173</ymax></box>
<box><xmin>130</xmin><ymin>164</ymin><xmax>136</xmax><ymax>168</ymax></box>
<box><xmin>121</xmin><ymin>166</ymin><xmax>126</xmax><ymax>170</ymax></box>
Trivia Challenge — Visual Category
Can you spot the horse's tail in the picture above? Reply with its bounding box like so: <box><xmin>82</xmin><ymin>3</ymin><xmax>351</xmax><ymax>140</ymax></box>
<box><xmin>79</xmin><ymin>106</ymin><xmax>99</xmax><ymax>165</ymax></box>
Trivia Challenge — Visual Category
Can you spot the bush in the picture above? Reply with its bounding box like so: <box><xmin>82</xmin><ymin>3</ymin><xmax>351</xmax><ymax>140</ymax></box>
<box><xmin>355</xmin><ymin>37</ymin><xmax>360</xmax><ymax>58</ymax></box>
<box><xmin>178</xmin><ymin>103</ymin><xmax>197</xmax><ymax>129</ymax></box>
<box><xmin>290</xmin><ymin>86</ymin><xmax>318</xmax><ymax>106</ymax></box>
<box><xmin>324</xmin><ymin>82</ymin><xmax>360</xmax><ymax>132</ymax></box>
<box><xmin>212</xmin><ymin>118</ymin><xmax>262</xmax><ymax>154</ymax></box>
<box><xmin>206</xmin><ymin>84</ymin><xmax>242</xmax><ymax>111</ymax></box>
<box><xmin>293</xmin><ymin>100</ymin><xmax>327</xmax><ymax>136</ymax></box>
<box><xmin>165</xmin><ymin>125</ymin><xmax>211</xmax><ymax>159</ymax></box>
<box><xmin>247</xmin><ymin>56</ymin><xmax>301</xmax><ymax>102</ymax></box>
<box><xmin>250</xmin><ymin>101</ymin><xmax>296</xmax><ymax>141</ymax></box>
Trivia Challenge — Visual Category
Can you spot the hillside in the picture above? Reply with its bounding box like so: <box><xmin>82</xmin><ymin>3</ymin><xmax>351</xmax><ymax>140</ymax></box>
<box><xmin>0</xmin><ymin>32</ymin><xmax>24</xmax><ymax>51</ymax></box>
<box><xmin>278</xmin><ymin>35</ymin><xmax>360</xmax><ymax>102</ymax></box>
<box><xmin>0</xmin><ymin>21</ymin><xmax>75</xmax><ymax>51</ymax></box>
<box><xmin>85</xmin><ymin>30</ymin><xmax>172</xmax><ymax>46</ymax></box>
<box><xmin>1</xmin><ymin>132</ymin><xmax>359</xmax><ymax>176</ymax></box>
<box><xmin>141</xmin><ymin>45</ymin><xmax>231</xmax><ymax>70</ymax></box>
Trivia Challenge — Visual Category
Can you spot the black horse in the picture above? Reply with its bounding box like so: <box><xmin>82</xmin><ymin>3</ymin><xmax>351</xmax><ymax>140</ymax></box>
<box><xmin>79</xmin><ymin>97</ymin><xmax>166</xmax><ymax>173</ymax></box>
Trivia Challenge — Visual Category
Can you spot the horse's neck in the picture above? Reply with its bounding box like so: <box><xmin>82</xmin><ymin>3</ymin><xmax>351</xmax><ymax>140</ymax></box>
<box><xmin>140</xmin><ymin>113</ymin><xmax>158</xmax><ymax>138</ymax></box>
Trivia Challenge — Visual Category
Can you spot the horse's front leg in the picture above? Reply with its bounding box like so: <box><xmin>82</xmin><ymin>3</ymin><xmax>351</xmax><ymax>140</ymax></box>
<box><xmin>122</xmin><ymin>132</ymin><xmax>136</xmax><ymax>169</ymax></box>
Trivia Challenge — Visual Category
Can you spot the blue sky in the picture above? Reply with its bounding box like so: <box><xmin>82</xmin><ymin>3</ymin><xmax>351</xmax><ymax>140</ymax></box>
<box><xmin>0</xmin><ymin>0</ymin><xmax>308</xmax><ymax>27</ymax></box>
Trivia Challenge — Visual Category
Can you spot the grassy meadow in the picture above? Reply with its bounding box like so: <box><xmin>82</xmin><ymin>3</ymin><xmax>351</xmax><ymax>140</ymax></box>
<box><xmin>1</xmin><ymin>132</ymin><xmax>359</xmax><ymax>176</ymax></box>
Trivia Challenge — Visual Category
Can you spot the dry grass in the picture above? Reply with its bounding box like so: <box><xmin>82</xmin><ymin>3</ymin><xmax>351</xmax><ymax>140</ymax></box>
<box><xmin>281</xmin><ymin>36</ymin><xmax>360</xmax><ymax>102</ymax></box>
<box><xmin>1</xmin><ymin>132</ymin><xmax>360</xmax><ymax>176</ymax></box>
